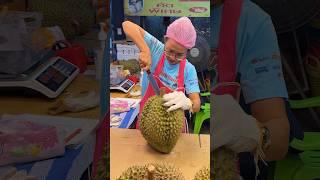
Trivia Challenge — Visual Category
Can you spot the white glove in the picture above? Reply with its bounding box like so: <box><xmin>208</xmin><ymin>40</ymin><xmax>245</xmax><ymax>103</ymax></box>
<box><xmin>162</xmin><ymin>91</ymin><xmax>192</xmax><ymax>112</ymax></box>
<box><xmin>211</xmin><ymin>94</ymin><xmax>261</xmax><ymax>153</ymax></box>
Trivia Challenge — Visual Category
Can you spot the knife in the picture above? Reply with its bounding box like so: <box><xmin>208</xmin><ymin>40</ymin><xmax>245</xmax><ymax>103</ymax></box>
<box><xmin>146</xmin><ymin>69</ymin><xmax>160</xmax><ymax>95</ymax></box>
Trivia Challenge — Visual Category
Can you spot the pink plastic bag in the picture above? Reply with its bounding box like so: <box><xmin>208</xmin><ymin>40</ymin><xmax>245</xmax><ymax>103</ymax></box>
<box><xmin>110</xmin><ymin>99</ymin><xmax>130</xmax><ymax>114</ymax></box>
<box><xmin>0</xmin><ymin>119</ymin><xmax>65</xmax><ymax>166</ymax></box>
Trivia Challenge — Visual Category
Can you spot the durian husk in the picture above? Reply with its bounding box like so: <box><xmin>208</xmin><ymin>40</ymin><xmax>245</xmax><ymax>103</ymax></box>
<box><xmin>193</xmin><ymin>166</ymin><xmax>210</xmax><ymax>180</ymax></box>
<box><xmin>211</xmin><ymin>147</ymin><xmax>239</xmax><ymax>180</ymax></box>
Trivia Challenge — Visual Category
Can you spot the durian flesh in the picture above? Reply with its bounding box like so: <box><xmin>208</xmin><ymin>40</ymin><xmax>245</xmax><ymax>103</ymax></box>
<box><xmin>140</xmin><ymin>95</ymin><xmax>184</xmax><ymax>153</ymax></box>
<box><xmin>117</xmin><ymin>163</ymin><xmax>185</xmax><ymax>180</ymax></box>
<box><xmin>212</xmin><ymin>147</ymin><xmax>238</xmax><ymax>180</ymax></box>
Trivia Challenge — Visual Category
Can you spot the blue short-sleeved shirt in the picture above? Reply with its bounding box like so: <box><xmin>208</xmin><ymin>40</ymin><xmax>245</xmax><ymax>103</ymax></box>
<box><xmin>140</xmin><ymin>32</ymin><xmax>200</xmax><ymax>96</ymax></box>
<box><xmin>211</xmin><ymin>0</ymin><xmax>288</xmax><ymax>104</ymax></box>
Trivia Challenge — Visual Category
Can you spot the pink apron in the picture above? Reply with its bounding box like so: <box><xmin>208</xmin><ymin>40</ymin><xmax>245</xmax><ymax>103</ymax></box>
<box><xmin>136</xmin><ymin>53</ymin><xmax>188</xmax><ymax>133</ymax></box>
<box><xmin>211</xmin><ymin>0</ymin><xmax>243</xmax><ymax>101</ymax></box>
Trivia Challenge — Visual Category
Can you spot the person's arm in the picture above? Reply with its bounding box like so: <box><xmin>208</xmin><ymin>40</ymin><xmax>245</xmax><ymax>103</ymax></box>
<box><xmin>188</xmin><ymin>93</ymin><xmax>201</xmax><ymax>113</ymax></box>
<box><xmin>236</xmin><ymin>8</ymin><xmax>290</xmax><ymax>160</ymax></box>
<box><xmin>250</xmin><ymin>98</ymin><xmax>289</xmax><ymax>161</ymax></box>
<box><xmin>122</xmin><ymin>21</ymin><xmax>151</xmax><ymax>70</ymax></box>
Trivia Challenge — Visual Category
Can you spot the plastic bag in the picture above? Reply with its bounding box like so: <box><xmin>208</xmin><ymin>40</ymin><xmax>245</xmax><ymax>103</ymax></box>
<box><xmin>0</xmin><ymin>119</ymin><xmax>65</xmax><ymax>166</ymax></box>
<box><xmin>110</xmin><ymin>99</ymin><xmax>130</xmax><ymax>114</ymax></box>
<box><xmin>48</xmin><ymin>91</ymin><xmax>100</xmax><ymax>115</ymax></box>
<box><xmin>0</xmin><ymin>12</ymin><xmax>46</xmax><ymax>75</ymax></box>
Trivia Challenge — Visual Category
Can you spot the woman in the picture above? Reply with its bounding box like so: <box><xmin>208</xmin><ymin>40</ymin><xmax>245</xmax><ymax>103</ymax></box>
<box><xmin>122</xmin><ymin>17</ymin><xmax>201</xmax><ymax>132</ymax></box>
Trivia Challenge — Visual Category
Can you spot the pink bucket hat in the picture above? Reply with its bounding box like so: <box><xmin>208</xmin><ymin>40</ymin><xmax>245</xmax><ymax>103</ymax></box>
<box><xmin>165</xmin><ymin>17</ymin><xmax>197</xmax><ymax>49</ymax></box>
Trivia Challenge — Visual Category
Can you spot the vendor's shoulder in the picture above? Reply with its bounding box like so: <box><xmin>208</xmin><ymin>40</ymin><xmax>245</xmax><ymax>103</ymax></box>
<box><xmin>241</xmin><ymin>0</ymin><xmax>271</xmax><ymax>20</ymax></box>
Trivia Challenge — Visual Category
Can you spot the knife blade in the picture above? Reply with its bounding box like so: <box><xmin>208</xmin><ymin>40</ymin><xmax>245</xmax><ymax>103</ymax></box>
<box><xmin>146</xmin><ymin>69</ymin><xmax>160</xmax><ymax>95</ymax></box>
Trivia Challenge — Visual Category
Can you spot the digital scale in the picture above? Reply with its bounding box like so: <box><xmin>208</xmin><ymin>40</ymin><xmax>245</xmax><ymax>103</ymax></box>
<box><xmin>0</xmin><ymin>56</ymin><xmax>79</xmax><ymax>98</ymax></box>
<box><xmin>110</xmin><ymin>78</ymin><xmax>135</xmax><ymax>93</ymax></box>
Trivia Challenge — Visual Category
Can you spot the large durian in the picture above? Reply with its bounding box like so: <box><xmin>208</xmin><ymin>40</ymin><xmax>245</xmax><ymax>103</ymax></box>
<box><xmin>193</xmin><ymin>167</ymin><xmax>210</xmax><ymax>180</ymax></box>
<box><xmin>212</xmin><ymin>147</ymin><xmax>238</xmax><ymax>180</ymax></box>
<box><xmin>117</xmin><ymin>163</ymin><xmax>185</xmax><ymax>180</ymax></box>
<box><xmin>139</xmin><ymin>89</ymin><xmax>184</xmax><ymax>153</ymax></box>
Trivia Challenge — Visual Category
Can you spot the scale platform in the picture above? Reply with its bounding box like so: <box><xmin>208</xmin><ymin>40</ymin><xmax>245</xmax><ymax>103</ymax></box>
<box><xmin>110</xmin><ymin>79</ymin><xmax>135</xmax><ymax>93</ymax></box>
<box><xmin>0</xmin><ymin>56</ymin><xmax>79</xmax><ymax>98</ymax></box>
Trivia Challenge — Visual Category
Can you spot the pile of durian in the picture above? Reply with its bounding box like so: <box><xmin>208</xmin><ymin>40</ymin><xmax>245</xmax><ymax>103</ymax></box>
<box><xmin>116</xmin><ymin>147</ymin><xmax>238</xmax><ymax>180</ymax></box>
<box><xmin>117</xmin><ymin>163</ymin><xmax>209</xmax><ymax>180</ymax></box>
<box><xmin>117</xmin><ymin>59</ymin><xmax>141</xmax><ymax>75</ymax></box>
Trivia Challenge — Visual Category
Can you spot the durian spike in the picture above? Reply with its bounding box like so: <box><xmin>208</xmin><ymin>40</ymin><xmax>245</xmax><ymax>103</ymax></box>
<box><xmin>159</xmin><ymin>87</ymin><xmax>166</xmax><ymax>97</ymax></box>
<box><xmin>146</xmin><ymin>165</ymin><xmax>155</xmax><ymax>180</ymax></box>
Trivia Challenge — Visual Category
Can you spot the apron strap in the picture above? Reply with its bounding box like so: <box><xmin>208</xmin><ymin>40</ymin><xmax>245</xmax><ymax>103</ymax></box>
<box><xmin>177</xmin><ymin>59</ymin><xmax>186</xmax><ymax>92</ymax></box>
<box><xmin>154</xmin><ymin>53</ymin><xmax>166</xmax><ymax>76</ymax></box>
<box><xmin>214</xmin><ymin>0</ymin><xmax>243</xmax><ymax>98</ymax></box>
<box><xmin>154</xmin><ymin>52</ymin><xmax>186</xmax><ymax>92</ymax></box>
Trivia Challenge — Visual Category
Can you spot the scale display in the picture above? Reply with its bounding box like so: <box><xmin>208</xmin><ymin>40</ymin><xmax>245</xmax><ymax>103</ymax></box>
<box><xmin>0</xmin><ymin>56</ymin><xmax>79</xmax><ymax>98</ymax></box>
<box><xmin>36</xmin><ymin>58</ymin><xmax>77</xmax><ymax>92</ymax></box>
<box><xmin>110</xmin><ymin>79</ymin><xmax>135</xmax><ymax>93</ymax></box>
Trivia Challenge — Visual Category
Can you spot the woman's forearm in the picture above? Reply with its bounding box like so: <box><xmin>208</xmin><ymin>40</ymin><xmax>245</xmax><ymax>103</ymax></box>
<box><xmin>122</xmin><ymin>21</ymin><xmax>150</xmax><ymax>53</ymax></box>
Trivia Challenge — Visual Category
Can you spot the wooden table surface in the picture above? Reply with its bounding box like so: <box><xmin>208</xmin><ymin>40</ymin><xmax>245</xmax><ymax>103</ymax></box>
<box><xmin>110</xmin><ymin>128</ymin><xmax>210</xmax><ymax>180</ymax></box>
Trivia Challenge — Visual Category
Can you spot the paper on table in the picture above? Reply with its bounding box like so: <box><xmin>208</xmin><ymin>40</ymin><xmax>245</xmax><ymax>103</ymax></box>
<box><xmin>0</xmin><ymin>114</ymin><xmax>99</xmax><ymax>146</ymax></box>
<box><xmin>110</xmin><ymin>98</ymin><xmax>141</xmax><ymax>109</ymax></box>
<box><xmin>116</xmin><ymin>44</ymin><xmax>140</xmax><ymax>60</ymax></box>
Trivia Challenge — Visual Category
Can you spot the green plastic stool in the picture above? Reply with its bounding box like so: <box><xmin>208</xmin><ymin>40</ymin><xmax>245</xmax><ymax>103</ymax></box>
<box><xmin>193</xmin><ymin>103</ymin><xmax>210</xmax><ymax>134</ymax></box>
<box><xmin>290</xmin><ymin>132</ymin><xmax>320</xmax><ymax>151</ymax></box>
<box><xmin>273</xmin><ymin>153</ymin><xmax>320</xmax><ymax>180</ymax></box>
<box><xmin>289</xmin><ymin>96</ymin><xmax>320</xmax><ymax>109</ymax></box>
<box><xmin>272</xmin><ymin>132</ymin><xmax>320</xmax><ymax>180</ymax></box>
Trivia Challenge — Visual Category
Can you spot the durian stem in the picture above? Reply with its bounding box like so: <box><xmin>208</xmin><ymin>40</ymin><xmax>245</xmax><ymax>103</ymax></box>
<box><xmin>147</xmin><ymin>165</ymin><xmax>155</xmax><ymax>180</ymax></box>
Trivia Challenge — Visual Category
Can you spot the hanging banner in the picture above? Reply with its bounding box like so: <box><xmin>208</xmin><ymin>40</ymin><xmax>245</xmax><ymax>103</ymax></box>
<box><xmin>124</xmin><ymin>0</ymin><xmax>210</xmax><ymax>17</ymax></box>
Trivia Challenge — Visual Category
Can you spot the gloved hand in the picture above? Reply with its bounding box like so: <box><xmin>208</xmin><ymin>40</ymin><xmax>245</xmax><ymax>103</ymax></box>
<box><xmin>162</xmin><ymin>91</ymin><xmax>193</xmax><ymax>112</ymax></box>
<box><xmin>211</xmin><ymin>94</ymin><xmax>261</xmax><ymax>153</ymax></box>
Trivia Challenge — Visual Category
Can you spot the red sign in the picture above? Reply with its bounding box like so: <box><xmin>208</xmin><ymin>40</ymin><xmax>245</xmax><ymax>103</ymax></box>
<box><xmin>189</xmin><ymin>7</ymin><xmax>208</xmax><ymax>13</ymax></box>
